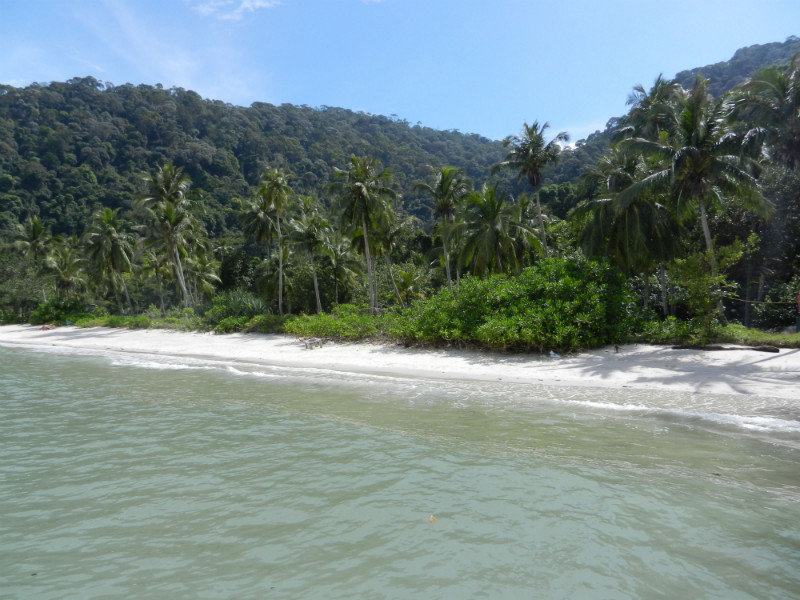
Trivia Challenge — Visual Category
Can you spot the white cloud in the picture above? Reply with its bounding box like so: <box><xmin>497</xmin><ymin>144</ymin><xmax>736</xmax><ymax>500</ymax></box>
<box><xmin>188</xmin><ymin>0</ymin><xmax>280</xmax><ymax>21</ymax></box>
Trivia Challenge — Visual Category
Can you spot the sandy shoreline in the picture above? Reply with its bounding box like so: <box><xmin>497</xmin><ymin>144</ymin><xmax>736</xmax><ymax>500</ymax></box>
<box><xmin>1</xmin><ymin>324</ymin><xmax>799</xmax><ymax>399</ymax></box>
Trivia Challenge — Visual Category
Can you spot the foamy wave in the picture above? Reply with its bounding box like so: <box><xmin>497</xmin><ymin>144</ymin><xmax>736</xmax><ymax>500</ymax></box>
<box><xmin>110</xmin><ymin>357</ymin><xmax>216</xmax><ymax>371</ymax></box>
<box><xmin>226</xmin><ymin>366</ymin><xmax>278</xmax><ymax>378</ymax></box>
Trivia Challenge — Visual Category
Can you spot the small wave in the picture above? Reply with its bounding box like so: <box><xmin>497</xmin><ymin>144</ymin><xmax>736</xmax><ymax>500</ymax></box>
<box><xmin>110</xmin><ymin>358</ymin><xmax>217</xmax><ymax>371</ymax></box>
<box><xmin>554</xmin><ymin>396</ymin><xmax>800</xmax><ymax>434</ymax></box>
<box><xmin>226</xmin><ymin>366</ymin><xmax>278</xmax><ymax>378</ymax></box>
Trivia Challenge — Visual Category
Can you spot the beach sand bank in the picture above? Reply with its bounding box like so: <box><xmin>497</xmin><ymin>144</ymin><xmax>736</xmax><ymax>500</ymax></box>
<box><xmin>2</xmin><ymin>325</ymin><xmax>799</xmax><ymax>399</ymax></box>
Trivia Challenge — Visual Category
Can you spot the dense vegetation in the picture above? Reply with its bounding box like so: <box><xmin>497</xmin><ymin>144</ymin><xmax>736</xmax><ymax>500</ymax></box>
<box><xmin>2</xmin><ymin>38</ymin><xmax>800</xmax><ymax>350</ymax></box>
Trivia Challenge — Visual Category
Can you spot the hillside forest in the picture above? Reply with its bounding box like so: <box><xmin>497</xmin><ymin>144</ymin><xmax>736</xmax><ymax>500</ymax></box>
<box><xmin>1</xmin><ymin>37</ymin><xmax>799</xmax><ymax>350</ymax></box>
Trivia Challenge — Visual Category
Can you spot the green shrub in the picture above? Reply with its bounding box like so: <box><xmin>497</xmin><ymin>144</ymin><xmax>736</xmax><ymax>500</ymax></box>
<box><xmin>752</xmin><ymin>275</ymin><xmax>800</xmax><ymax>330</ymax></box>
<box><xmin>284</xmin><ymin>304</ymin><xmax>380</xmax><ymax>339</ymax></box>
<box><xmin>29</xmin><ymin>298</ymin><xmax>86</xmax><ymax>325</ymax></box>
<box><xmin>402</xmin><ymin>257</ymin><xmax>634</xmax><ymax>351</ymax></box>
<box><xmin>244</xmin><ymin>314</ymin><xmax>286</xmax><ymax>333</ymax></box>
<box><xmin>0</xmin><ymin>308</ymin><xmax>20</xmax><ymax>324</ymax></box>
<box><xmin>127</xmin><ymin>314</ymin><xmax>152</xmax><ymax>329</ymax></box>
<box><xmin>215</xmin><ymin>315</ymin><xmax>249</xmax><ymax>333</ymax></box>
<box><xmin>204</xmin><ymin>289</ymin><xmax>271</xmax><ymax>327</ymax></box>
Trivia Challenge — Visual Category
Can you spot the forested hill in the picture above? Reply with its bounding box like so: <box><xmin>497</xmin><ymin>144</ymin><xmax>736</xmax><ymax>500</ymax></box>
<box><xmin>1</xmin><ymin>36</ymin><xmax>799</xmax><ymax>237</ymax></box>
<box><xmin>0</xmin><ymin>80</ymin><xmax>517</xmax><ymax>237</ymax></box>
<box><xmin>674</xmin><ymin>36</ymin><xmax>800</xmax><ymax>98</ymax></box>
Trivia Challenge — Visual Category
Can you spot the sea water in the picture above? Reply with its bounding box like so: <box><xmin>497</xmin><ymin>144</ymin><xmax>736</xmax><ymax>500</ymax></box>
<box><xmin>1</xmin><ymin>344</ymin><xmax>798</xmax><ymax>599</ymax></box>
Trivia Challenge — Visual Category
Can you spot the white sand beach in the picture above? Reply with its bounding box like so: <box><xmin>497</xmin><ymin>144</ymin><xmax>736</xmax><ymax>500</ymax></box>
<box><xmin>1</xmin><ymin>324</ymin><xmax>799</xmax><ymax>399</ymax></box>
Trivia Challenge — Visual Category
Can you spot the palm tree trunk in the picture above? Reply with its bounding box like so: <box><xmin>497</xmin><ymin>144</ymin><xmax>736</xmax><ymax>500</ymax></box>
<box><xmin>442</xmin><ymin>236</ymin><xmax>452</xmax><ymax>290</ymax></box>
<box><xmin>121</xmin><ymin>276</ymin><xmax>133</xmax><ymax>314</ymax></box>
<box><xmin>698</xmin><ymin>199</ymin><xmax>716</xmax><ymax>273</ymax></box>
<box><xmin>277</xmin><ymin>219</ymin><xmax>284</xmax><ymax>316</ymax></box>
<box><xmin>658</xmin><ymin>265</ymin><xmax>669</xmax><ymax>317</ymax></box>
<box><xmin>362</xmin><ymin>214</ymin><xmax>375</xmax><ymax>313</ymax></box>
<box><xmin>384</xmin><ymin>254</ymin><xmax>404</xmax><ymax>308</ymax></box>
<box><xmin>310</xmin><ymin>254</ymin><xmax>322</xmax><ymax>313</ymax></box>
<box><xmin>535</xmin><ymin>190</ymin><xmax>549</xmax><ymax>258</ymax></box>
<box><xmin>698</xmin><ymin>199</ymin><xmax>727</xmax><ymax>324</ymax></box>
<box><xmin>172</xmin><ymin>246</ymin><xmax>190</xmax><ymax>307</ymax></box>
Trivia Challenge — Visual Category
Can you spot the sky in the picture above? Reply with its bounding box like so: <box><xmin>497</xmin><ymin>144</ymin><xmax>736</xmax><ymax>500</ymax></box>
<box><xmin>1</xmin><ymin>0</ymin><xmax>798</xmax><ymax>141</ymax></box>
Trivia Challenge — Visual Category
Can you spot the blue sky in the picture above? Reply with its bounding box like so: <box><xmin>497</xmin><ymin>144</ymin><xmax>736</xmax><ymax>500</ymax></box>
<box><xmin>1</xmin><ymin>0</ymin><xmax>798</xmax><ymax>141</ymax></box>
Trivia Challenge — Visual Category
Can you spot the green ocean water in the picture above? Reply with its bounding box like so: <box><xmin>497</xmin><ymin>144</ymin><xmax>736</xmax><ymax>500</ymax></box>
<box><xmin>1</xmin><ymin>344</ymin><xmax>798</xmax><ymax>599</ymax></box>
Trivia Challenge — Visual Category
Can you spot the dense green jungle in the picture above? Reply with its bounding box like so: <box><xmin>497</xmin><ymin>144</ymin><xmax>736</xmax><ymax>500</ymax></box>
<box><xmin>1</xmin><ymin>37</ymin><xmax>799</xmax><ymax>351</ymax></box>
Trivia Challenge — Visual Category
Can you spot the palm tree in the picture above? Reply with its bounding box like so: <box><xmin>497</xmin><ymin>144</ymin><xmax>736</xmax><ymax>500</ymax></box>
<box><xmin>736</xmin><ymin>53</ymin><xmax>800</xmax><ymax>169</ymax></box>
<box><xmin>574</xmin><ymin>148</ymin><xmax>682</xmax><ymax>277</ymax></box>
<box><xmin>187</xmin><ymin>243</ymin><xmax>221</xmax><ymax>305</ymax></box>
<box><xmin>84</xmin><ymin>207</ymin><xmax>135</xmax><ymax>313</ymax></box>
<box><xmin>139</xmin><ymin>195</ymin><xmax>200</xmax><ymax>307</ymax></box>
<box><xmin>139</xmin><ymin>163</ymin><xmax>199</xmax><ymax>307</ymax></box>
<box><xmin>14</xmin><ymin>215</ymin><xmax>51</xmax><ymax>263</ymax></box>
<box><xmin>332</xmin><ymin>155</ymin><xmax>397</xmax><ymax>313</ymax></box>
<box><xmin>45</xmin><ymin>235</ymin><xmax>86</xmax><ymax>300</ymax></box>
<box><xmin>619</xmin><ymin>77</ymin><xmax>768</xmax><ymax>272</ymax></box>
<box><xmin>459</xmin><ymin>183</ymin><xmax>530</xmax><ymax>276</ymax></box>
<box><xmin>241</xmin><ymin>168</ymin><xmax>293</xmax><ymax>315</ymax></box>
<box><xmin>323</xmin><ymin>230</ymin><xmax>362</xmax><ymax>306</ymax></box>
<box><xmin>620</xmin><ymin>74</ymin><xmax>680</xmax><ymax>140</ymax></box>
<box><xmin>416</xmin><ymin>166</ymin><xmax>470</xmax><ymax>289</ymax></box>
<box><xmin>493</xmin><ymin>121</ymin><xmax>569</xmax><ymax>257</ymax></box>
<box><xmin>372</xmin><ymin>211</ymin><xmax>418</xmax><ymax>308</ymax></box>
<box><xmin>139</xmin><ymin>249</ymin><xmax>171</xmax><ymax>315</ymax></box>
<box><xmin>289</xmin><ymin>196</ymin><xmax>330</xmax><ymax>313</ymax></box>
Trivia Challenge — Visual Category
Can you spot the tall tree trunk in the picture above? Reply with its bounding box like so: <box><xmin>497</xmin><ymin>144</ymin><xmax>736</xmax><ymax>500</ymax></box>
<box><xmin>172</xmin><ymin>246</ymin><xmax>190</xmax><ymax>307</ymax></box>
<box><xmin>384</xmin><ymin>254</ymin><xmax>404</xmax><ymax>308</ymax></box>
<box><xmin>442</xmin><ymin>234</ymin><xmax>452</xmax><ymax>290</ymax></box>
<box><xmin>658</xmin><ymin>265</ymin><xmax>669</xmax><ymax>317</ymax></box>
<box><xmin>698</xmin><ymin>199</ymin><xmax>716</xmax><ymax>273</ymax></box>
<box><xmin>744</xmin><ymin>260</ymin><xmax>753</xmax><ymax>327</ymax></box>
<box><xmin>121</xmin><ymin>276</ymin><xmax>133</xmax><ymax>315</ymax></box>
<box><xmin>362</xmin><ymin>213</ymin><xmax>376</xmax><ymax>313</ymax></box>
<box><xmin>310</xmin><ymin>254</ymin><xmax>322</xmax><ymax>313</ymax></box>
<box><xmin>277</xmin><ymin>218</ymin><xmax>284</xmax><ymax>316</ymax></box>
<box><xmin>698</xmin><ymin>199</ymin><xmax>727</xmax><ymax>324</ymax></box>
<box><xmin>534</xmin><ymin>189</ymin><xmax>549</xmax><ymax>258</ymax></box>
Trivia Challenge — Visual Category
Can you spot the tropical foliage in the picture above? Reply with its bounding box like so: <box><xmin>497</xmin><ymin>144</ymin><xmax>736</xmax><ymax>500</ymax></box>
<box><xmin>2</xmin><ymin>39</ymin><xmax>800</xmax><ymax>349</ymax></box>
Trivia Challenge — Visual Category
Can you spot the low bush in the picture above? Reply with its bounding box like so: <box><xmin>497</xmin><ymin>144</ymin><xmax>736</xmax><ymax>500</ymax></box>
<box><xmin>244</xmin><ymin>314</ymin><xmax>285</xmax><ymax>333</ymax></box>
<box><xmin>284</xmin><ymin>304</ymin><xmax>380</xmax><ymax>339</ymax></box>
<box><xmin>29</xmin><ymin>298</ymin><xmax>88</xmax><ymax>325</ymax></box>
<box><xmin>402</xmin><ymin>257</ymin><xmax>635</xmax><ymax>351</ymax></box>
<box><xmin>0</xmin><ymin>308</ymin><xmax>20</xmax><ymax>324</ymax></box>
<box><xmin>215</xmin><ymin>315</ymin><xmax>249</xmax><ymax>333</ymax></box>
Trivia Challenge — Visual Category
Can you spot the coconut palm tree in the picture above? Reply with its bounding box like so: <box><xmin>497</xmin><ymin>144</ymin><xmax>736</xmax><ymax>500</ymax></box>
<box><xmin>241</xmin><ymin>168</ymin><xmax>293</xmax><ymax>315</ymax></box>
<box><xmin>574</xmin><ymin>148</ymin><xmax>682</xmax><ymax>276</ymax></box>
<box><xmin>139</xmin><ymin>163</ymin><xmax>199</xmax><ymax>307</ymax></box>
<box><xmin>735</xmin><ymin>53</ymin><xmax>800</xmax><ymax>169</ymax></box>
<box><xmin>493</xmin><ymin>121</ymin><xmax>569</xmax><ymax>257</ymax></box>
<box><xmin>187</xmin><ymin>243</ymin><xmax>221</xmax><ymax>305</ymax></box>
<box><xmin>372</xmin><ymin>211</ymin><xmax>418</xmax><ymax>308</ymax></box>
<box><xmin>139</xmin><ymin>249</ymin><xmax>171</xmax><ymax>315</ymax></box>
<box><xmin>323</xmin><ymin>230</ymin><xmax>362</xmax><ymax>306</ymax></box>
<box><xmin>619</xmin><ymin>74</ymin><xmax>680</xmax><ymax>140</ymax></box>
<box><xmin>289</xmin><ymin>196</ymin><xmax>331</xmax><ymax>313</ymax></box>
<box><xmin>332</xmin><ymin>155</ymin><xmax>397</xmax><ymax>313</ymax></box>
<box><xmin>619</xmin><ymin>77</ymin><xmax>768</xmax><ymax>272</ymax></box>
<box><xmin>84</xmin><ymin>207</ymin><xmax>135</xmax><ymax>313</ymax></box>
<box><xmin>459</xmin><ymin>183</ymin><xmax>530</xmax><ymax>276</ymax></box>
<box><xmin>13</xmin><ymin>215</ymin><xmax>51</xmax><ymax>263</ymax></box>
<box><xmin>45</xmin><ymin>235</ymin><xmax>86</xmax><ymax>300</ymax></box>
<box><xmin>416</xmin><ymin>166</ymin><xmax>470</xmax><ymax>289</ymax></box>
